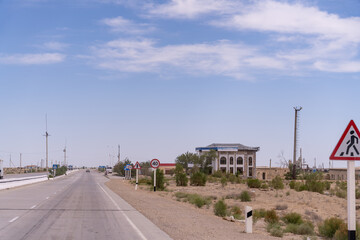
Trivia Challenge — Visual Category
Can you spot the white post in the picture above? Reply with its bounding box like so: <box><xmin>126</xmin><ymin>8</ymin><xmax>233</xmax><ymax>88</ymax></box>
<box><xmin>245</xmin><ymin>206</ymin><xmax>253</xmax><ymax>233</ymax></box>
<box><xmin>130</xmin><ymin>169</ymin><xmax>132</xmax><ymax>180</ymax></box>
<box><xmin>347</xmin><ymin>161</ymin><xmax>356</xmax><ymax>239</ymax></box>
<box><xmin>135</xmin><ymin>169</ymin><xmax>138</xmax><ymax>190</ymax></box>
<box><xmin>0</xmin><ymin>159</ymin><xmax>3</xmax><ymax>179</ymax></box>
<box><xmin>154</xmin><ymin>168</ymin><xmax>157</xmax><ymax>192</ymax></box>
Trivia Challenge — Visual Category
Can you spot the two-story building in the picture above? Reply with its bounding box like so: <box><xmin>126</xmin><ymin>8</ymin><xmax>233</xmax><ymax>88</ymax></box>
<box><xmin>195</xmin><ymin>143</ymin><xmax>260</xmax><ymax>178</ymax></box>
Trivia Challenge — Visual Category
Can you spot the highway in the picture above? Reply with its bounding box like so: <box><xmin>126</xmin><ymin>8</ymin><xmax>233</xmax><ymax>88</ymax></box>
<box><xmin>0</xmin><ymin>170</ymin><xmax>171</xmax><ymax>240</ymax></box>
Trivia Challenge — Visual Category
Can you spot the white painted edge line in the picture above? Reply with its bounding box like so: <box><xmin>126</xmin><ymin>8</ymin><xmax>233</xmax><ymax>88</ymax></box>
<box><xmin>97</xmin><ymin>183</ymin><xmax>147</xmax><ymax>240</ymax></box>
<box><xmin>9</xmin><ymin>216</ymin><xmax>19</xmax><ymax>223</ymax></box>
<box><xmin>30</xmin><ymin>205</ymin><xmax>37</xmax><ymax>209</ymax></box>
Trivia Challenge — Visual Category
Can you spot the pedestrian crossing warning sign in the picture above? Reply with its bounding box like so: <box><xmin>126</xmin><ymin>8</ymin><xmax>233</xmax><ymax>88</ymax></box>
<box><xmin>330</xmin><ymin>120</ymin><xmax>360</xmax><ymax>160</ymax></box>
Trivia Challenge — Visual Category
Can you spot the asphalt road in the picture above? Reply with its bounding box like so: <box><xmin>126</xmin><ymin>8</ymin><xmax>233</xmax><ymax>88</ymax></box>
<box><xmin>0</xmin><ymin>170</ymin><xmax>171</xmax><ymax>240</ymax></box>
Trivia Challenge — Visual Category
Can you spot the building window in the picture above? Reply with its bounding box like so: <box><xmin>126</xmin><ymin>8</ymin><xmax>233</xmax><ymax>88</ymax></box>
<box><xmin>248</xmin><ymin>157</ymin><xmax>253</xmax><ymax>166</ymax></box>
<box><xmin>237</xmin><ymin>157</ymin><xmax>243</xmax><ymax>165</ymax></box>
<box><xmin>237</xmin><ymin>167</ymin><xmax>243</xmax><ymax>175</ymax></box>
<box><xmin>230</xmin><ymin>167</ymin><xmax>233</xmax><ymax>174</ymax></box>
<box><xmin>220</xmin><ymin>167</ymin><xmax>226</xmax><ymax>173</ymax></box>
<box><xmin>262</xmin><ymin>172</ymin><xmax>266</xmax><ymax>180</ymax></box>
<box><xmin>249</xmin><ymin>167</ymin><xmax>253</xmax><ymax>177</ymax></box>
<box><xmin>220</xmin><ymin>157</ymin><xmax>226</xmax><ymax>165</ymax></box>
<box><xmin>230</xmin><ymin>157</ymin><xmax>233</xmax><ymax>165</ymax></box>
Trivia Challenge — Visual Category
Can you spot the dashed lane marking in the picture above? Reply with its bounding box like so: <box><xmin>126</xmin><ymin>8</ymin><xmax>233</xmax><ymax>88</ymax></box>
<box><xmin>9</xmin><ymin>216</ymin><xmax>19</xmax><ymax>223</ymax></box>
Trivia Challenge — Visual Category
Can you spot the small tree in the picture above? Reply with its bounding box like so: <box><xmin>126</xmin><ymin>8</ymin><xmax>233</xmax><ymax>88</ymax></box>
<box><xmin>175</xmin><ymin>164</ymin><xmax>188</xmax><ymax>186</ymax></box>
<box><xmin>151</xmin><ymin>169</ymin><xmax>165</xmax><ymax>190</ymax></box>
<box><xmin>271</xmin><ymin>176</ymin><xmax>284</xmax><ymax>189</ymax></box>
<box><xmin>190</xmin><ymin>171</ymin><xmax>207</xmax><ymax>186</ymax></box>
<box><xmin>176</xmin><ymin>152</ymin><xmax>199</xmax><ymax>173</ymax></box>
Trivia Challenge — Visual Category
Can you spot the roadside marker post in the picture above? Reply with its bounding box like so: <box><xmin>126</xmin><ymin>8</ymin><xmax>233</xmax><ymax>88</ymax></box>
<box><xmin>150</xmin><ymin>159</ymin><xmax>160</xmax><ymax>192</ymax></box>
<box><xmin>330</xmin><ymin>120</ymin><xmax>360</xmax><ymax>240</ymax></box>
<box><xmin>245</xmin><ymin>206</ymin><xmax>252</xmax><ymax>233</ymax></box>
<box><xmin>134</xmin><ymin>162</ymin><xmax>141</xmax><ymax>190</ymax></box>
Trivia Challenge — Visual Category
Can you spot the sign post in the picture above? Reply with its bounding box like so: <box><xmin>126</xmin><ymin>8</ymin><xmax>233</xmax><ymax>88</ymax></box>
<box><xmin>134</xmin><ymin>161</ymin><xmax>141</xmax><ymax>190</ymax></box>
<box><xmin>53</xmin><ymin>164</ymin><xmax>58</xmax><ymax>178</ymax></box>
<box><xmin>150</xmin><ymin>159</ymin><xmax>160</xmax><ymax>192</ymax></box>
<box><xmin>128</xmin><ymin>165</ymin><xmax>133</xmax><ymax>180</ymax></box>
<box><xmin>0</xmin><ymin>159</ymin><xmax>3</xmax><ymax>179</ymax></box>
<box><xmin>330</xmin><ymin>120</ymin><xmax>360</xmax><ymax>240</ymax></box>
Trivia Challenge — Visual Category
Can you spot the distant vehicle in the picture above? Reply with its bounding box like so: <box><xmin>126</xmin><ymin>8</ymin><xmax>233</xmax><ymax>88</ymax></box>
<box><xmin>86</xmin><ymin>169</ymin><xmax>90</xmax><ymax>173</ymax></box>
<box><xmin>106</xmin><ymin>167</ymin><xmax>112</xmax><ymax>174</ymax></box>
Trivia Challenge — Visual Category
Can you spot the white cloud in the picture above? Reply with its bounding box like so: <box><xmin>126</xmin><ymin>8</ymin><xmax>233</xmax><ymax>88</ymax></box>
<box><xmin>0</xmin><ymin>53</ymin><xmax>65</xmax><ymax>65</ymax></box>
<box><xmin>43</xmin><ymin>41</ymin><xmax>68</xmax><ymax>51</ymax></box>
<box><xmin>147</xmin><ymin>0</ymin><xmax>240</xmax><ymax>19</ymax></box>
<box><xmin>101</xmin><ymin>16</ymin><xmax>154</xmax><ymax>34</ymax></box>
<box><xmin>314</xmin><ymin>61</ymin><xmax>360</xmax><ymax>73</ymax></box>
<box><xmin>91</xmin><ymin>38</ymin><xmax>285</xmax><ymax>79</ymax></box>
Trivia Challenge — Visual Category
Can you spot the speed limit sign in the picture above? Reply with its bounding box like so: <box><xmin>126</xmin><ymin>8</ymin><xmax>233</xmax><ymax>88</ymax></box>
<box><xmin>150</xmin><ymin>159</ymin><xmax>160</xmax><ymax>169</ymax></box>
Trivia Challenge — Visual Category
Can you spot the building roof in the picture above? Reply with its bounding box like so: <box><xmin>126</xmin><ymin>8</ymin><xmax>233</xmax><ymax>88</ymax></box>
<box><xmin>195</xmin><ymin>143</ymin><xmax>260</xmax><ymax>152</ymax></box>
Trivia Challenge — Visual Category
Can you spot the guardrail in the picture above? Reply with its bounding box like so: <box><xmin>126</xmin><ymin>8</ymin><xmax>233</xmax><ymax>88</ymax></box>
<box><xmin>0</xmin><ymin>175</ymin><xmax>48</xmax><ymax>190</ymax></box>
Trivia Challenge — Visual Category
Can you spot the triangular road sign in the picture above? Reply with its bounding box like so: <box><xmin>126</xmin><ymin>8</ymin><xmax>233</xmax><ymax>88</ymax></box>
<box><xmin>330</xmin><ymin>120</ymin><xmax>360</xmax><ymax>160</ymax></box>
<box><xmin>133</xmin><ymin>161</ymin><xmax>141</xmax><ymax>169</ymax></box>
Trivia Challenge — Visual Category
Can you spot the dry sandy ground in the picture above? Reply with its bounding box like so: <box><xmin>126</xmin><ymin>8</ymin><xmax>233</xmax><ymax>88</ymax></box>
<box><xmin>106</xmin><ymin>175</ymin><xmax>351</xmax><ymax>240</ymax></box>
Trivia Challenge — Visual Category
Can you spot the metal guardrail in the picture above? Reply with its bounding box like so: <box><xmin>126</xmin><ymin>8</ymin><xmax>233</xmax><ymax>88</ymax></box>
<box><xmin>0</xmin><ymin>175</ymin><xmax>48</xmax><ymax>183</ymax></box>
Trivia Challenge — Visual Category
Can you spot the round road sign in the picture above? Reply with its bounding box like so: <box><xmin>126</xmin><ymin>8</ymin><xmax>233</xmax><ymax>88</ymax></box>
<box><xmin>150</xmin><ymin>159</ymin><xmax>160</xmax><ymax>169</ymax></box>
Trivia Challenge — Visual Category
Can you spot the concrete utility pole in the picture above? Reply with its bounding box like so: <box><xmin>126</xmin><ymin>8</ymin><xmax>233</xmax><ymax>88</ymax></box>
<box><xmin>117</xmin><ymin>145</ymin><xmax>120</xmax><ymax>163</ymax></box>
<box><xmin>293</xmin><ymin>106</ymin><xmax>302</xmax><ymax>179</ymax></box>
<box><xmin>20</xmin><ymin>153</ymin><xmax>22</xmax><ymax>168</ymax></box>
<box><xmin>63</xmin><ymin>147</ymin><xmax>66</xmax><ymax>166</ymax></box>
<box><xmin>44</xmin><ymin>114</ymin><xmax>50</xmax><ymax>173</ymax></box>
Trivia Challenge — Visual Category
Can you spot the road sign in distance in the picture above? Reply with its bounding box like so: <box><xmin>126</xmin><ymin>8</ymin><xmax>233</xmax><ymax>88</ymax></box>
<box><xmin>150</xmin><ymin>159</ymin><xmax>160</xmax><ymax>169</ymax></box>
<box><xmin>128</xmin><ymin>165</ymin><xmax>133</xmax><ymax>170</ymax></box>
<box><xmin>134</xmin><ymin>161</ymin><xmax>141</xmax><ymax>169</ymax></box>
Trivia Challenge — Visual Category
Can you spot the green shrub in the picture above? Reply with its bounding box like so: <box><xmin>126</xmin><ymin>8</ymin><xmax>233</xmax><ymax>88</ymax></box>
<box><xmin>318</xmin><ymin>217</ymin><xmax>346</xmax><ymax>238</ymax></box>
<box><xmin>175</xmin><ymin>164</ymin><xmax>188</xmax><ymax>186</ymax></box>
<box><xmin>214</xmin><ymin>199</ymin><xmax>227</xmax><ymax>217</ymax></box>
<box><xmin>138</xmin><ymin>178</ymin><xmax>152</xmax><ymax>185</ymax></box>
<box><xmin>271</xmin><ymin>176</ymin><xmax>284</xmax><ymax>189</ymax></box>
<box><xmin>253</xmin><ymin>208</ymin><xmax>266</xmax><ymax>222</ymax></box>
<box><xmin>289</xmin><ymin>180</ymin><xmax>296</xmax><ymax>189</ymax></box>
<box><xmin>231</xmin><ymin>206</ymin><xmax>242</xmax><ymax>219</ymax></box>
<box><xmin>228</xmin><ymin>174</ymin><xmax>237</xmax><ymax>184</ymax></box>
<box><xmin>212</xmin><ymin>170</ymin><xmax>224</xmax><ymax>178</ymax></box>
<box><xmin>325</xmin><ymin>181</ymin><xmax>331</xmax><ymax>190</ymax></box>
<box><xmin>261</xmin><ymin>183</ymin><xmax>269</xmax><ymax>189</ymax></box>
<box><xmin>247</xmin><ymin>178</ymin><xmax>261</xmax><ymax>188</ymax></box>
<box><xmin>285</xmin><ymin>222</ymin><xmax>314</xmax><ymax>235</ymax></box>
<box><xmin>151</xmin><ymin>169</ymin><xmax>165</xmax><ymax>190</ymax></box>
<box><xmin>267</xmin><ymin>223</ymin><xmax>283</xmax><ymax>237</ymax></box>
<box><xmin>174</xmin><ymin>192</ymin><xmax>211</xmax><ymax>208</ymax></box>
<box><xmin>275</xmin><ymin>204</ymin><xmax>288</xmax><ymax>210</ymax></box>
<box><xmin>221</xmin><ymin>176</ymin><xmax>227</xmax><ymax>187</ymax></box>
<box><xmin>282</xmin><ymin>212</ymin><xmax>303</xmax><ymax>225</ymax></box>
<box><xmin>333</xmin><ymin>222</ymin><xmax>347</xmax><ymax>240</ymax></box>
<box><xmin>240</xmin><ymin>190</ymin><xmax>251</xmax><ymax>202</ymax></box>
<box><xmin>265</xmin><ymin>209</ymin><xmax>279</xmax><ymax>223</ymax></box>
<box><xmin>336</xmin><ymin>189</ymin><xmax>346</xmax><ymax>199</ymax></box>
<box><xmin>190</xmin><ymin>195</ymin><xmax>207</xmax><ymax>208</ymax></box>
<box><xmin>190</xmin><ymin>171</ymin><xmax>207</xmax><ymax>186</ymax></box>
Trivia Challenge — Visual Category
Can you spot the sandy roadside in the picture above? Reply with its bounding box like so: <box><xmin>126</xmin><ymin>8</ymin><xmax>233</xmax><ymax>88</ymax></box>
<box><xmin>105</xmin><ymin>176</ymin><xmax>284</xmax><ymax>240</ymax></box>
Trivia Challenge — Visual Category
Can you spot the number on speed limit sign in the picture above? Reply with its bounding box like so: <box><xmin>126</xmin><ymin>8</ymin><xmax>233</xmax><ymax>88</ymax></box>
<box><xmin>150</xmin><ymin>159</ymin><xmax>160</xmax><ymax>169</ymax></box>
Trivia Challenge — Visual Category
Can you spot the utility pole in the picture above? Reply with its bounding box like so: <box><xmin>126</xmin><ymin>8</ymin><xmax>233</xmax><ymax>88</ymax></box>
<box><xmin>44</xmin><ymin>114</ymin><xmax>50</xmax><ymax>173</ymax></box>
<box><xmin>118</xmin><ymin>145</ymin><xmax>120</xmax><ymax>163</ymax></box>
<box><xmin>20</xmin><ymin>153</ymin><xmax>22</xmax><ymax>168</ymax></box>
<box><xmin>63</xmin><ymin>147</ymin><xmax>66</xmax><ymax>166</ymax></box>
<box><xmin>293</xmin><ymin>106</ymin><xmax>302</xmax><ymax>179</ymax></box>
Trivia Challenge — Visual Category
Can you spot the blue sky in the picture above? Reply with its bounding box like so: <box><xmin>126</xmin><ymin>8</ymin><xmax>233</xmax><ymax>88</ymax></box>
<box><xmin>0</xmin><ymin>0</ymin><xmax>359</xmax><ymax>168</ymax></box>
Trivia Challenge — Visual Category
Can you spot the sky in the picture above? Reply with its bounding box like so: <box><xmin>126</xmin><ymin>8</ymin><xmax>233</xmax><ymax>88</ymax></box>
<box><xmin>0</xmin><ymin>0</ymin><xmax>359</xmax><ymax>168</ymax></box>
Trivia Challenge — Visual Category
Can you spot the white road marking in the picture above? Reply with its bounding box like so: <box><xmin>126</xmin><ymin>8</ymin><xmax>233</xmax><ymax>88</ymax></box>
<box><xmin>97</xmin><ymin>183</ymin><xmax>147</xmax><ymax>240</ymax></box>
<box><xmin>9</xmin><ymin>216</ymin><xmax>19</xmax><ymax>223</ymax></box>
<box><xmin>30</xmin><ymin>205</ymin><xmax>37</xmax><ymax>209</ymax></box>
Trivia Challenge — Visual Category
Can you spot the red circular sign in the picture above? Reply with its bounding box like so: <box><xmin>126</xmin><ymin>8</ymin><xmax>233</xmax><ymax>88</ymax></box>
<box><xmin>150</xmin><ymin>159</ymin><xmax>160</xmax><ymax>169</ymax></box>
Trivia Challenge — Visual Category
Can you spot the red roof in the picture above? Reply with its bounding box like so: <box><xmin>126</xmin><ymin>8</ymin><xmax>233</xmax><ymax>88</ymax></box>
<box><xmin>160</xmin><ymin>163</ymin><xmax>176</xmax><ymax>167</ymax></box>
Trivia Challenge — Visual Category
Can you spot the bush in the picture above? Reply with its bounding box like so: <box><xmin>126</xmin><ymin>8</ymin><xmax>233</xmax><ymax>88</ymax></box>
<box><xmin>175</xmin><ymin>164</ymin><xmax>188</xmax><ymax>186</ymax></box>
<box><xmin>289</xmin><ymin>180</ymin><xmax>296</xmax><ymax>189</ymax></box>
<box><xmin>190</xmin><ymin>171</ymin><xmax>207</xmax><ymax>186</ymax></box>
<box><xmin>261</xmin><ymin>183</ymin><xmax>269</xmax><ymax>189</ymax></box>
<box><xmin>318</xmin><ymin>217</ymin><xmax>346</xmax><ymax>238</ymax></box>
<box><xmin>228</xmin><ymin>174</ymin><xmax>237</xmax><ymax>184</ymax></box>
<box><xmin>275</xmin><ymin>204</ymin><xmax>288</xmax><ymax>210</ymax></box>
<box><xmin>240</xmin><ymin>191</ymin><xmax>251</xmax><ymax>202</ymax></box>
<box><xmin>221</xmin><ymin>176</ymin><xmax>227</xmax><ymax>187</ymax></box>
<box><xmin>174</xmin><ymin>192</ymin><xmax>211</xmax><ymax>208</ymax></box>
<box><xmin>231</xmin><ymin>206</ymin><xmax>242</xmax><ymax>219</ymax></box>
<box><xmin>271</xmin><ymin>176</ymin><xmax>284</xmax><ymax>189</ymax></box>
<box><xmin>336</xmin><ymin>189</ymin><xmax>346</xmax><ymax>199</ymax></box>
<box><xmin>267</xmin><ymin>223</ymin><xmax>283</xmax><ymax>237</ymax></box>
<box><xmin>282</xmin><ymin>212</ymin><xmax>303</xmax><ymax>225</ymax></box>
<box><xmin>212</xmin><ymin>170</ymin><xmax>224</xmax><ymax>178</ymax></box>
<box><xmin>285</xmin><ymin>222</ymin><xmax>314</xmax><ymax>235</ymax></box>
<box><xmin>138</xmin><ymin>178</ymin><xmax>152</xmax><ymax>185</ymax></box>
<box><xmin>253</xmin><ymin>208</ymin><xmax>266</xmax><ymax>222</ymax></box>
<box><xmin>247</xmin><ymin>178</ymin><xmax>261</xmax><ymax>188</ymax></box>
<box><xmin>214</xmin><ymin>199</ymin><xmax>227</xmax><ymax>217</ymax></box>
<box><xmin>151</xmin><ymin>169</ymin><xmax>165</xmax><ymax>190</ymax></box>
<box><xmin>265</xmin><ymin>209</ymin><xmax>279</xmax><ymax>223</ymax></box>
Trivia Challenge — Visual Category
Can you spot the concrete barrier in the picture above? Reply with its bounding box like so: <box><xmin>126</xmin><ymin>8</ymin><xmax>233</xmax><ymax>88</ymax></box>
<box><xmin>0</xmin><ymin>175</ymin><xmax>48</xmax><ymax>190</ymax></box>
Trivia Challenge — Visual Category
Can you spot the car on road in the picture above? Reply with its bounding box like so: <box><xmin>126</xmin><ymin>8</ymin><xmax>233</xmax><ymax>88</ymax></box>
<box><xmin>86</xmin><ymin>169</ymin><xmax>90</xmax><ymax>172</ymax></box>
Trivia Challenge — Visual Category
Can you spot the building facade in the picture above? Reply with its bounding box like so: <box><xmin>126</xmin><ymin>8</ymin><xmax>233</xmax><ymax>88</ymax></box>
<box><xmin>195</xmin><ymin>143</ymin><xmax>259</xmax><ymax>178</ymax></box>
<box><xmin>256</xmin><ymin>167</ymin><xmax>289</xmax><ymax>180</ymax></box>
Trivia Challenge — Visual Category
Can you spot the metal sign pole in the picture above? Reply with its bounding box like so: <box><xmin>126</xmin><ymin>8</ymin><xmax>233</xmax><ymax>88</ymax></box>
<box><xmin>130</xmin><ymin>169</ymin><xmax>132</xmax><ymax>180</ymax></box>
<box><xmin>154</xmin><ymin>168</ymin><xmax>156</xmax><ymax>192</ymax></box>
<box><xmin>348</xmin><ymin>160</ymin><xmax>356</xmax><ymax>240</ymax></box>
<box><xmin>135</xmin><ymin>169</ymin><xmax>138</xmax><ymax>190</ymax></box>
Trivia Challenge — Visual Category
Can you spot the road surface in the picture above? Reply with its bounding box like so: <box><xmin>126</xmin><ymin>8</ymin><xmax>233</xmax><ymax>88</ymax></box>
<box><xmin>0</xmin><ymin>170</ymin><xmax>171</xmax><ymax>240</ymax></box>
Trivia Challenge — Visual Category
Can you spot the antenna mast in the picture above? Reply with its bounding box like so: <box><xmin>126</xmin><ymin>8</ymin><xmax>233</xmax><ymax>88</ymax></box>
<box><xmin>118</xmin><ymin>145</ymin><xmax>120</xmax><ymax>163</ymax></box>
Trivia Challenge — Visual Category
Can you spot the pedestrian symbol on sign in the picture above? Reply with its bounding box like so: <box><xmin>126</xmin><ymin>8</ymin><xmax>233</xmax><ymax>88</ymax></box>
<box><xmin>341</xmin><ymin>131</ymin><xmax>360</xmax><ymax>156</ymax></box>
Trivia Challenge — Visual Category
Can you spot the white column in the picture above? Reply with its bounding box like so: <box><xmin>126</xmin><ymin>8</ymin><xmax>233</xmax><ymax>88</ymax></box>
<box><xmin>245</xmin><ymin>206</ymin><xmax>253</xmax><ymax>233</ymax></box>
<box><xmin>347</xmin><ymin>161</ymin><xmax>356</xmax><ymax>239</ymax></box>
